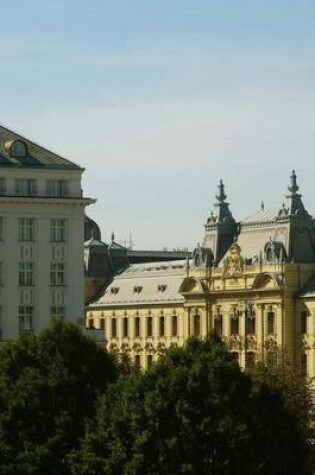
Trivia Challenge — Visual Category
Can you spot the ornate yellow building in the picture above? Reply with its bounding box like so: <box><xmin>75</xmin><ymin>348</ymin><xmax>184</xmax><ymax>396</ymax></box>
<box><xmin>86</xmin><ymin>171</ymin><xmax>315</xmax><ymax>376</ymax></box>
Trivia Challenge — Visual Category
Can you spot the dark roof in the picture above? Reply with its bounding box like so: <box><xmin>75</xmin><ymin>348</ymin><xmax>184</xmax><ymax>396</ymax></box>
<box><xmin>297</xmin><ymin>272</ymin><xmax>315</xmax><ymax>298</ymax></box>
<box><xmin>0</xmin><ymin>124</ymin><xmax>82</xmax><ymax>170</ymax></box>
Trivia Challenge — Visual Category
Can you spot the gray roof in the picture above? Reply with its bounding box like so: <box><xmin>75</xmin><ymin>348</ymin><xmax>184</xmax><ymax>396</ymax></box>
<box><xmin>91</xmin><ymin>260</ymin><xmax>186</xmax><ymax>307</ymax></box>
<box><xmin>241</xmin><ymin>208</ymin><xmax>279</xmax><ymax>225</ymax></box>
<box><xmin>0</xmin><ymin>124</ymin><xmax>82</xmax><ymax>170</ymax></box>
<box><xmin>297</xmin><ymin>273</ymin><xmax>315</xmax><ymax>298</ymax></box>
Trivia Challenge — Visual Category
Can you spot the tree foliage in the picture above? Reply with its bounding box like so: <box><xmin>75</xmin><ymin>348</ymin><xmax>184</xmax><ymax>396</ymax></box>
<box><xmin>71</xmin><ymin>334</ymin><xmax>309</xmax><ymax>475</ymax></box>
<box><xmin>0</xmin><ymin>319</ymin><xmax>118</xmax><ymax>474</ymax></box>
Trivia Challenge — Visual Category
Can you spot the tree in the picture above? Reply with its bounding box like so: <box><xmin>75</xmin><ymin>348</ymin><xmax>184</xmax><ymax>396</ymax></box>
<box><xmin>71</xmin><ymin>333</ymin><xmax>309</xmax><ymax>475</ymax></box>
<box><xmin>0</xmin><ymin>319</ymin><xmax>118</xmax><ymax>475</ymax></box>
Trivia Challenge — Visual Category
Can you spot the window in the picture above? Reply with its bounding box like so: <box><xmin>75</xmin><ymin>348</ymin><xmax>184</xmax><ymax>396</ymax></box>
<box><xmin>301</xmin><ymin>311</ymin><xmax>308</xmax><ymax>334</ymax></box>
<box><xmin>193</xmin><ymin>314</ymin><xmax>201</xmax><ymax>337</ymax></box>
<box><xmin>134</xmin><ymin>355</ymin><xmax>141</xmax><ymax>369</ymax></box>
<box><xmin>19</xmin><ymin>262</ymin><xmax>34</xmax><ymax>286</ymax></box>
<box><xmin>147</xmin><ymin>355</ymin><xmax>153</xmax><ymax>369</ymax></box>
<box><xmin>135</xmin><ymin>317</ymin><xmax>140</xmax><ymax>337</ymax></box>
<box><xmin>214</xmin><ymin>316</ymin><xmax>222</xmax><ymax>336</ymax></box>
<box><xmin>267</xmin><ymin>312</ymin><xmax>275</xmax><ymax>334</ymax></box>
<box><xmin>111</xmin><ymin>318</ymin><xmax>117</xmax><ymax>338</ymax></box>
<box><xmin>246</xmin><ymin>352</ymin><xmax>256</xmax><ymax>369</ymax></box>
<box><xmin>172</xmin><ymin>316</ymin><xmax>178</xmax><ymax>336</ymax></box>
<box><xmin>133</xmin><ymin>286</ymin><xmax>143</xmax><ymax>294</ymax></box>
<box><xmin>0</xmin><ymin>306</ymin><xmax>2</xmax><ymax>341</ymax></box>
<box><xmin>100</xmin><ymin>318</ymin><xmax>105</xmax><ymax>330</ymax></box>
<box><xmin>159</xmin><ymin>316</ymin><xmax>165</xmax><ymax>336</ymax></box>
<box><xmin>19</xmin><ymin>306</ymin><xmax>33</xmax><ymax>335</ymax></box>
<box><xmin>15</xmin><ymin>179</ymin><xmax>37</xmax><ymax>196</ymax></box>
<box><xmin>110</xmin><ymin>287</ymin><xmax>119</xmax><ymax>295</ymax></box>
<box><xmin>19</xmin><ymin>218</ymin><xmax>34</xmax><ymax>241</ymax></box>
<box><xmin>158</xmin><ymin>284</ymin><xmax>167</xmax><ymax>292</ymax></box>
<box><xmin>88</xmin><ymin>318</ymin><xmax>95</xmax><ymax>329</ymax></box>
<box><xmin>50</xmin><ymin>263</ymin><xmax>65</xmax><ymax>286</ymax></box>
<box><xmin>231</xmin><ymin>352</ymin><xmax>239</xmax><ymax>363</ymax></box>
<box><xmin>231</xmin><ymin>316</ymin><xmax>239</xmax><ymax>335</ymax></box>
<box><xmin>0</xmin><ymin>217</ymin><xmax>3</xmax><ymax>241</ymax></box>
<box><xmin>50</xmin><ymin>219</ymin><xmax>66</xmax><ymax>242</ymax></box>
<box><xmin>123</xmin><ymin>317</ymin><xmax>128</xmax><ymax>337</ymax></box>
<box><xmin>0</xmin><ymin>179</ymin><xmax>6</xmax><ymax>195</ymax></box>
<box><xmin>301</xmin><ymin>354</ymin><xmax>307</xmax><ymax>376</ymax></box>
<box><xmin>11</xmin><ymin>140</ymin><xmax>27</xmax><ymax>157</ymax></box>
<box><xmin>46</xmin><ymin>180</ymin><xmax>69</xmax><ymax>197</ymax></box>
<box><xmin>147</xmin><ymin>317</ymin><xmax>153</xmax><ymax>337</ymax></box>
<box><xmin>245</xmin><ymin>315</ymin><xmax>255</xmax><ymax>335</ymax></box>
<box><xmin>51</xmin><ymin>306</ymin><xmax>66</xmax><ymax>320</ymax></box>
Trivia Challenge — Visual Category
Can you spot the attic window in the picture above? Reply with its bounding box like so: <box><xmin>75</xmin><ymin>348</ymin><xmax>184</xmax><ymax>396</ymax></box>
<box><xmin>110</xmin><ymin>287</ymin><xmax>119</xmax><ymax>295</ymax></box>
<box><xmin>158</xmin><ymin>284</ymin><xmax>167</xmax><ymax>292</ymax></box>
<box><xmin>133</xmin><ymin>285</ymin><xmax>143</xmax><ymax>294</ymax></box>
<box><xmin>9</xmin><ymin>140</ymin><xmax>27</xmax><ymax>158</ymax></box>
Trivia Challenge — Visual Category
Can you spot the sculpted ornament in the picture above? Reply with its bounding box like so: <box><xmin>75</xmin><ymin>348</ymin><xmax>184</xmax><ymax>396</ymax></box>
<box><xmin>222</xmin><ymin>243</ymin><xmax>244</xmax><ymax>278</ymax></box>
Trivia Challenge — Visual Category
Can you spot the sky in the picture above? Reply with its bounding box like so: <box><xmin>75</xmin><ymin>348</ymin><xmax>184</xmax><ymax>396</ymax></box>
<box><xmin>1</xmin><ymin>0</ymin><xmax>315</xmax><ymax>250</ymax></box>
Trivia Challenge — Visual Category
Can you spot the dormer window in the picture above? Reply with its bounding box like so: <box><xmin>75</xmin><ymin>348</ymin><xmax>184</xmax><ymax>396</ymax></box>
<box><xmin>7</xmin><ymin>140</ymin><xmax>27</xmax><ymax>158</ymax></box>
<box><xmin>133</xmin><ymin>285</ymin><xmax>143</xmax><ymax>294</ymax></box>
<box><xmin>158</xmin><ymin>284</ymin><xmax>167</xmax><ymax>292</ymax></box>
<box><xmin>110</xmin><ymin>287</ymin><xmax>119</xmax><ymax>295</ymax></box>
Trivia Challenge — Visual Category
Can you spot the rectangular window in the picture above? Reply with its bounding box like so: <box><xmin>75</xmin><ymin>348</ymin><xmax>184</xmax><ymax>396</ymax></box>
<box><xmin>15</xmin><ymin>179</ymin><xmax>37</xmax><ymax>196</ymax></box>
<box><xmin>50</xmin><ymin>219</ymin><xmax>66</xmax><ymax>242</ymax></box>
<box><xmin>19</xmin><ymin>306</ymin><xmax>33</xmax><ymax>335</ymax></box>
<box><xmin>172</xmin><ymin>316</ymin><xmax>178</xmax><ymax>336</ymax></box>
<box><xmin>193</xmin><ymin>314</ymin><xmax>201</xmax><ymax>337</ymax></box>
<box><xmin>159</xmin><ymin>316</ymin><xmax>165</xmax><ymax>337</ymax></box>
<box><xmin>50</xmin><ymin>263</ymin><xmax>65</xmax><ymax>286</ymax></box>
<box><xmin>51</xmin><ymin>306</ymin><xmax>66</xmax><ymax>320</ymax></box>
<box><xmin>147</xmin><ymin>355</ymin><xmax>153</xmax><ymax>369</ymax></box>
<box><xmin>245</xmin><ymin>316</ymin><xmax>256</xmax><ymax>335</ymax></box>
<box><xmin>111</xmin><ymin>318</ymin><xmax>117</xmax><ymax>338</ymax></box>
<box><xmin>267</xmin><ymin>312</ymin><xmax>275</xmax><ymax>334</ymax></box>
<box><xmin>88</xmin><ymin>318</ymin><xmax>95</xmax><ymax>329</ymax></box>
<box><xmin>147</xmin><ymin>316</ymin><xmax>153</xmax><ymax>337</ymax></box>
<box><xmin>214</xmin><ymin>316</ymin><xmax>222</xmax><ymax>336</ymax></box>
<box><xmin>123</xmin><ymin>317</ymin><xmax>128</xmax><ymax>337</ymax></box>
<box><xmin>0</xmin><ymin>178</ymin><xmax>6</xmax><ymax>195</ymax></box>
<box><xmin>135</xmin><ymin>317</ymin><xmax>140</xmax><ymax>337</ymax></box>
<box><xmin>100</xmin><ymin>318</ymin><xmax>105</xmax><ymax>330</ymax></box>
<box><xmin>301</xmin><ymin>354</ymin><xmax>307</xmax><ymax>376</ymax></box>
<box><xmin>245</xmin><ymin>352</ymin><xmax>256</xmax><ymax>369</ymax></box>
<box><xmin>231</xmin><ymin>317</ymin><xmax>239</xmax><ymax>335</ymax></box>
<box><xmin>46</xmin><ymin>180</ymin><xmax>69</xmax><ymax>197</ymax></box>
<box><xmin>134</xmin><ymin>354</ymin><xmax>141</xmax><ymax>369</ymax></box>
<box><xmin>19</xmin><ymin>218</ymin><xmax>34</xmax><ymax>241</ymax></box>
<box><xmin>19</xmin><ymin>262</ymin><xmax>34</xmax><ymax>286</ymax></box>
<box><xmin>301</xmin><ymin>311</ymin><xmax>308</xmax><ymax>334</ymax></box>
<box><xmin>0</xmin><ymin>217</ymin><xmax>3</xmax><ymax>241</ymax></box>
<box><xmin>0</xmin><ymin>306</ymin><xmax>2</xmax><ymax>341</ymax></box>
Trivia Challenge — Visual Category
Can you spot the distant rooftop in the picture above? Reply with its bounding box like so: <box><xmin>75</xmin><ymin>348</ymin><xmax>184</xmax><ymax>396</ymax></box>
<box><xmin>0</xmin><ymin>124</ymin><xmax>83</xmax><ymax>170</ymax></box>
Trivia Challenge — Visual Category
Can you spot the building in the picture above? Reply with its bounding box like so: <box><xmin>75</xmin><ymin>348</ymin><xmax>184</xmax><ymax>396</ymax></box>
<box><xmin>86</xmin><ymin>171</ymin><xmax>315</xmax><ymax>378</ymax></box>
<box><xmin>0</xmin><ymin>124</ymin><xmax>94</xmax><ymax>339</ymax></box>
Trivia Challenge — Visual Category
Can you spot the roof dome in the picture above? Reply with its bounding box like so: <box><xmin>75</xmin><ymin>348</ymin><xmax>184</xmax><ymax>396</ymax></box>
<box><xmin>84</xmin><ymin>215</ymin><xmax>102</xmax><ymax>242</ymax></box>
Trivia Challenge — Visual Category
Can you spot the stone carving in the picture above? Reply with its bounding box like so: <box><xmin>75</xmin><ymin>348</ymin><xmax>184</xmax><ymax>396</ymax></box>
<box><xmin>222</xmin><ymin>243</ymin><xmax>244</xmax><ymax>278</ymax></box>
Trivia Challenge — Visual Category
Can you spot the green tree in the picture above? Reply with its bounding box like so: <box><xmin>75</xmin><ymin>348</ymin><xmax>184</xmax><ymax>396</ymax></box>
<box><xmin>71</xmin><ymin>333</ymin><xmax>309</xmax><ymax>475</ymax></box>
<box><xmin>0</xmin><ymin>319</ymin><xmax>118</xmax><ymax>475</ymax></box>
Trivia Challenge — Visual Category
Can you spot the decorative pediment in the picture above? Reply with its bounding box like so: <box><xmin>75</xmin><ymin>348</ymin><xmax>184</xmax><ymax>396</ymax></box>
<box><xmin>179</xmin><ymin>277</ymin><xmax>208</xmax><ymax>295</ymax></box>
<box><xmin>222</xmin><ymin>243</ymin><xmax>244</xmax><ymax>278</ymax></box>
<box><xmin>252</xmin><ymin>273</ymin><xmax>280</xmax><ymax>289</ymax></box>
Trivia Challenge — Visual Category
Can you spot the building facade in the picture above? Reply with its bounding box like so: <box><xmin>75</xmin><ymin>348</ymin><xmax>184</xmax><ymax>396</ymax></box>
<box><xmin>0</xmin><ymin>124</ymin><xmax>93</xmax><ymax>339</ymax></box>
<box><xmin>86</xmin><ymin>171</ymin><xmax>315</xmax><ymax>378</ymax></box>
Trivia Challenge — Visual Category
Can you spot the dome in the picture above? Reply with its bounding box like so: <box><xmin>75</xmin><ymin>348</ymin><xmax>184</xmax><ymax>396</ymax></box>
<box><xmin>84</xmin><ymin>215</ymin><xmax>102</xmax><ymax>242</ymax></box>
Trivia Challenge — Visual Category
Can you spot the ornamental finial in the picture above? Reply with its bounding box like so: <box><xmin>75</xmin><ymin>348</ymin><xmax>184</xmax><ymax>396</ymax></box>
<box><xmin>215</xmin><ymin>179</ymin><xmax>227</xmax><ymax>203</ymax></box>
<box><xmin>288</xmin><ymin>169</ymin><xmax>299</xmax><ymax>194</ymax></box>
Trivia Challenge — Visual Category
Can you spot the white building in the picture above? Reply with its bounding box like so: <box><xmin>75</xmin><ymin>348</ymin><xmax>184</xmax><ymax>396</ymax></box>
<box><xmin>0</xmin><ymin>124</ymin><xmax>94</xmax><ymax>340</ymax></box>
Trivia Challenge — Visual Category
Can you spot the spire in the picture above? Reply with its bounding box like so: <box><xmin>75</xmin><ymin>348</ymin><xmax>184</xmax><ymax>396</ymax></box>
<box><xmin>215</xmin><ymin>179</ymin><xmax>227</xmax><ymax>203</ymax></box>
<box><xmin>288</xmin><ymin>169</ymin><xmax>299</xmax><ymax>195</ymax></box>
<box><xmin>111</xmin><ymin>231</ymin><xmax>115</xmax><ymax>242</ymax></box>
<box><xmin>261</xmin><ymin>201</ymin><xmax>264</xmax><ymax>211</ymax></box>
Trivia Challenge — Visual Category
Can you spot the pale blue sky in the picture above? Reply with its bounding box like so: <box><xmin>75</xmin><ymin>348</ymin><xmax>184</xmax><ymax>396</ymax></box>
<box><xmin>1</xmin><ymin>1</ymin><xmax>315</xmax><ymax>249</ymax></box>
